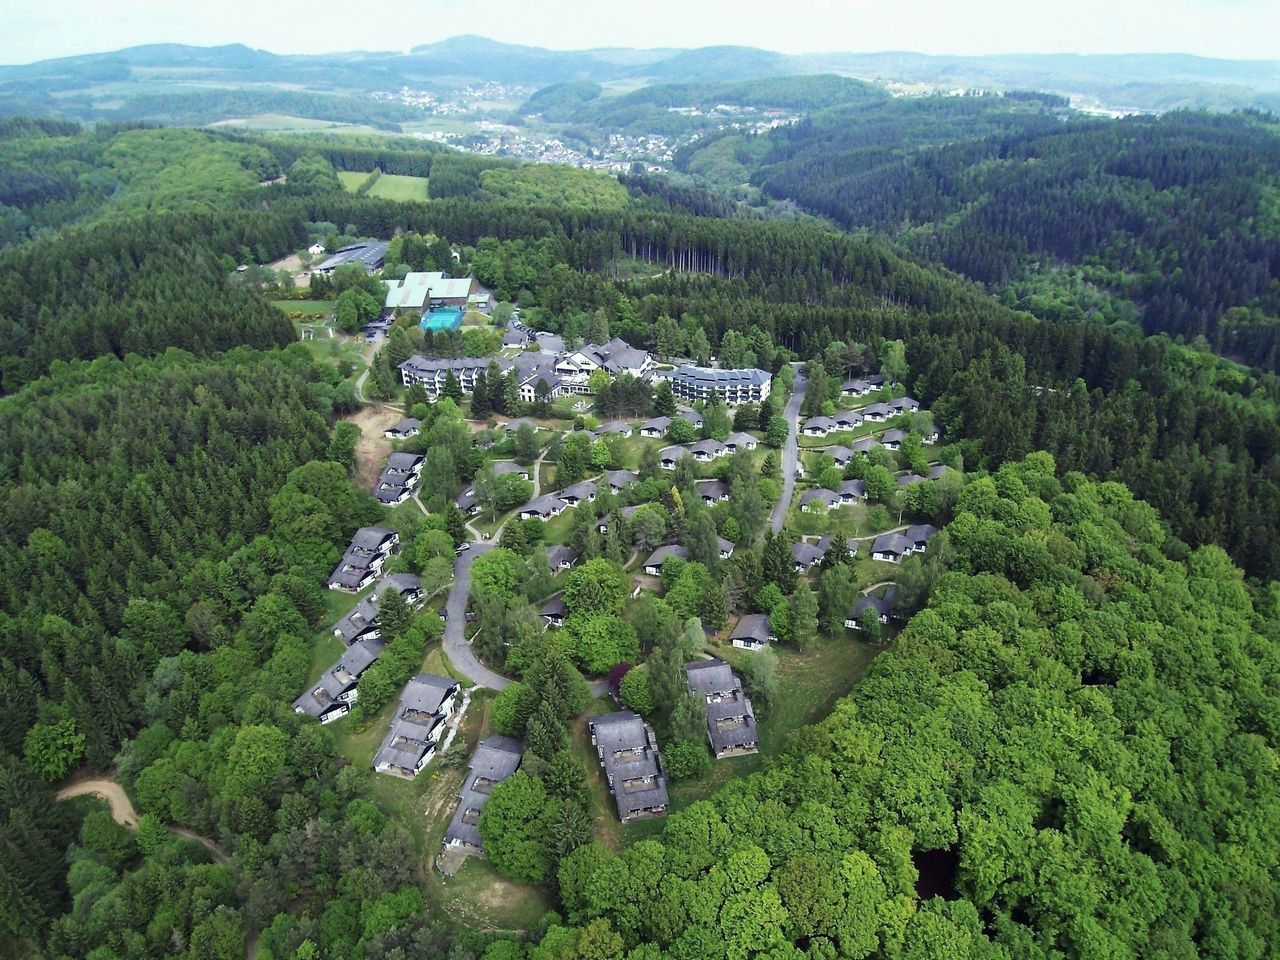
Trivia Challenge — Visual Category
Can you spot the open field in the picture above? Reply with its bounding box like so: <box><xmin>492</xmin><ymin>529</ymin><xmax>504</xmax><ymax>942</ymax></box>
<box><xmin>208</xmin><ymin>114</ymin><xmax>389</xmax><ymax>135</ymax></box>
<box><xmin>338</xmin><ymin>170</ymin><xmax>431</xmax><ymax>201</ymax></box>
<box><xmin>275</xmin><ymin>299</ymin><xmax>334</xmax><ymax>316</ymax></box>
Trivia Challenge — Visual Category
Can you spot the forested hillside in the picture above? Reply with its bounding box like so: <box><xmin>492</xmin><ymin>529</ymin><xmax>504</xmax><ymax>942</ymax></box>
<box><xmin>512</xmin><ymin>454</ymin><xmax>1280</xmax><ymax>959</ymax></box>
<box><xmin>726</xmin><ymin>106</ymin><xmax>1280</xmax><ymax>370</ymax></box>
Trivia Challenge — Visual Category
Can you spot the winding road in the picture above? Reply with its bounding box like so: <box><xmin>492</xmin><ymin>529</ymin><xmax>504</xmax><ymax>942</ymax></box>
<box><xmin>770</xmin><ymin>364</ymin><xmax>808</xmax><ymax>533</ymax></box>
<box><xmin>442</xmin><ymin>543</ymin><xmax>511</xmax><ymax>691</ymax></box>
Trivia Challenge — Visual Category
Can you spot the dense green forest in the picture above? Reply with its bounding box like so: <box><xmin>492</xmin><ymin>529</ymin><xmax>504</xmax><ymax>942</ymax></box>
<box><xmin>1</xmin><ymin>120</ymin><xmax>1279</xmax><ymax>959</ymax></box>
<box><xmin>680</xmin><ymin>102</ymin><xmax>1280</xmax><ymax>371</ymax></box>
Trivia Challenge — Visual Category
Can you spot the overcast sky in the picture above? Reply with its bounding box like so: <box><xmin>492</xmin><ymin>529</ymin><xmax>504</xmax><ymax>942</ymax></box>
<box><xmin>4</xmin><ymin>0</ymin><xmax>1277</xmax><ymax>64</ymax></box>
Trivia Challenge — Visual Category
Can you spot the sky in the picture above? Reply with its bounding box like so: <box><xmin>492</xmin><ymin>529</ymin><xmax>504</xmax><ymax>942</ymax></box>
<box><xmin>3</xmin><ymin>0</ymin><xmax>1277</xmax><ymax>64</ymax></box>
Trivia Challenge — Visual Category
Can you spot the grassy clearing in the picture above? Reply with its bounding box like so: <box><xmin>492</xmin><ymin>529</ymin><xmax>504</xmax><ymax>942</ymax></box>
<box><xmin>337</xmin><ymin>171</ymin><xmax>369</xmax><ymax>192</ymax></box>
<box><xmin>306</xmin><ymin>632</ymin><xmax>346</xmax><ymax>686</ymax></box>
<box><xmin>274</xmin><ymin>299</ymin><xmax>334</xmax><ymax>316</ymax></box>
<box><xmin>369</xmin><ymin>173</ymin><xmax>430</xmax><ymax>202</ymax></box>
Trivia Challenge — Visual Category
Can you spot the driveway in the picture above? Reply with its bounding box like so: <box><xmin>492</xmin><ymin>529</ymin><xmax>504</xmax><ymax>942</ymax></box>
<box><xmin>442</xmin><ymin>543</ymin><xmax>511</xmax><ymax>690</ymax></box>
<box><xmin>770</xmin><ymin>364</ymin><xmax>808</xmax><ymax>533</ymax></box>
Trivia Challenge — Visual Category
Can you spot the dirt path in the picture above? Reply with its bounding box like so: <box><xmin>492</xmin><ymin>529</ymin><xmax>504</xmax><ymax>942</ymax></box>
<box><xmin>346</xmin><ymin>404</ymin><xmax>400</xmax><ymax>490</ymax></box>
<box><xmin>56</xmin><ymin>775</ymin><xmax>231</xmax><ymax>867</ymax></box>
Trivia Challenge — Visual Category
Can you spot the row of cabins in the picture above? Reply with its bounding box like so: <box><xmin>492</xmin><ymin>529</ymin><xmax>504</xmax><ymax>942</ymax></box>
<box><xmin>840</xmin><ymin>374</ymin><xmax>888</xmax><ymax>397</ymax></box>
<box><xmin>455</xmin><ymin>461</ymin><xmax>534</xmax><ymax>516</ymax></box>
<box><xmin>588</xmin><ymin>711</ymin><xmax>669</xmax><ymax>823</ymax></box>
<box><xmin>374</xmin><ymin>452</ymin><xmax>425</xmax><ymax>506</ymax></box>
<box><xmin>638</xmin><ymin>407</ymin><xmax>703</xmax><ymax>437</ymax></box>
<box><xmin>685</xmin><ymin>659</ymin><xmax>758</xmax><ymax>759</ymax></box>
<box><xmin>642</xmin><ymin>539</ymin><xmax>735</xmax><ymax>576</ymax></box>
<box><xmin>658</xmin><ymin>432</ymin><xmax>759</xmax><ymax>469</ymax></box>
<box><xmin>373</xmin><ymin>673</ymin><xmax>462</xmax><ymax>779</ymax></box>
<box><xmin>295</xmin><ymin>573</ymin><xmax>424</xmax><ymax>724</ymax></box>
<box><xmin>798</xmin><ymin>465</ymin><xmax>952</xmax><ymax>513</ymax></box>
<box><xmin>513</xmin><ymin>469</ymin><xmax>641</xmax><ymax>521</ymax></box>
<box><xmin>327</xmin><ymin>526</ymin><xmax>399</xmax><ymax>593</ymax></box>
<box><xmin>800</xmin><ymin>397</ymin><xmax>921</xmax><ymax>438</ymax></box>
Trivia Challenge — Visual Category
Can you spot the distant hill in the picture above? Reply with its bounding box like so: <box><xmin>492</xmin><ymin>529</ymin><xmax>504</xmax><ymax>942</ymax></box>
<box><xmin>2</xmin><ymin>37</ymin><xmax>1278</xmax><ymax>119</ymax></box>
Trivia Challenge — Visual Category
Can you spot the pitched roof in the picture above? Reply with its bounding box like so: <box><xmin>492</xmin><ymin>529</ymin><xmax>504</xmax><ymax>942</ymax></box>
<box><xmin>685</xmin><ymin>658</ymin><xmax>739</xmax><ymax>696</ymax></box>
<box><xmin>560</xmin><ymin>480</ymin><xmax>598</xmax><ymax>501</ymax></box>
<box><xmin>725</xmin><ymin>432</ymin><xmax>756</xmax><ymax>448</ymax></box>
<box><xmin>799</xmin><ymin>488</ymin><xmax>840</xmax><ymax>508</ymax></box>
<box><xmin>588</xmin><ymin>711</ymin><xmax>668</xmax><ymax>821</ymax></box>
<box><xmin>672</xmin><ymin>365</ymin><xmax>771</xmax><ymax>388</ymax></box>
<box><xmin>641</xmin><ymin>416</ymin><xmax>672</xmax><ymax>432</ymax></box>
<box><xmin>644</xmin><ymin>544</ymin><xmax>689</xmax><ymax>568</ymax></box>
<box><xmin>872</xmin><ymin>532</ymin><xmax>913</xmax><ymax>556</ymax></box>
<box><xmin>695</xmin><ymin>478</ymin><xmax>730</xmax><ymax>499</ymax></box>
<box><xmin>730</xmin><ymin>613</ymin><xmax>772</xmax><ymax>642</ymax></box>
<box><xmin>792</xmin><ymin>541</ymin><xmax>827</xmax><ymax>567</ymax></box>
<box><xmin>442</xmin><ymin>736</ymin><xmax>524</xmax><ymax>848</ymax></box>
<box><xmin>689</xmin><ymin>438</ymin><xmax>726</xmax><ymax>456</ymax></box>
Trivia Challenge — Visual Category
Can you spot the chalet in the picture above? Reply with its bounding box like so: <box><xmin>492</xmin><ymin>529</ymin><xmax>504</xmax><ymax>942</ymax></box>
<box><xmin>906</xmin><ymin>524</ymin><xmax>940</xmax><ymax>551</ymax></box>
<box><xmin>559</xmin><ymin>480</ymin><xmax>598</xmax><ymax>506</ymax></box>
<box><xmin>896</xmin><ymin>472</ymin><xmax>926</xmax><ymax>487</ymax></box>
<box><xmin>724</xmin><ymin>432</ymin><xmax>758</xmax><ymax>453</ymax></box>
<box><xmin>838</xmin><ymin>478</ymin><xmax>867</xmax><ymax>504</ymax></box>
<box><xmin>598</xmin><ymin>504</ymin><xmax>642</xmax><ymax>533</ymax></box>
<box><xmin>604</xmin><ymin>470</ymin><xmax>640</xmax><ymax>494</ymax></box>
<box><xmin>792</xmin><ymin>541</ymin><xmax>826</xmax><ymax>572</ymax></box>
<box><xmin>454</xmin><ymin>488</ymin><xmax>480</xmax><ymax>516</ymax></box>
<box><xmin>327</xmin><ymin>527</ymin><xmax>399</xmax><ymax>592</ymax></box>
<box><xmin>851</xmin><ymin>437</ymin><xmax>880</xmax><ymax>455</ymax></box>
<box><xmin>293</xmin><ymin>636</ymin><xmax>387</xmax><ymax>724</ymax></box>
<box><xmin>373</xmin><ymin>475</ymin><xmax>414</xmax><ymax>506</ymax></box>
<box><xmin>871</xmin><ymin>533</ymin><xmax>912</xmax><ymax>563</ymax></box>
<box><xmin>802</xmin><ymin>416</ymin><xmax>836</xmax><ymax>438</ymax></box>
<box><xmin>841</xmin><ymin>378</ymin><xmax>873</xmax><ymax>397</ymax></box>
<box><xmin>928</xmin><ymin>464</ymin><xmax>953</xmax><ymax>480</ymax></box>
<box><xmin>491</xmin><ymin>462</ymin><xmax>532</xmax><ymax>481</ymax></box>
<box><xmin>502</xmin><ymin>328</ymin><xmax>529</xmax><ymax>348</ymax></box>
<box><xmin>881</xmin><ymin>429</ymin><xmax>906</xmax><ymax>450</ymax></box>
<box><xmin>689</xmin><ymin>438</ymin><xmax>727</xmax><ymax>462</ymax></box>
<box><xmin>846</xmin><ymin>587</ymin><xmax>898</xmax><ymax>629</ymax></box>
<box><xmin>659</xmin><ymin>445</ymin><xmax>688</xmax><ymax>470</ymax></box>
<box><xmin>640</xmin><ymin>416</ymin><xmax>672</xmax><ymax>438</ymax></box>
<box><xmin>730</xmin><ymin>613</ymin><xmax>775</xmax><ymax>650</ymax></box>
<box><xmin>545</xmin><ymin>545</ymin><xmax>580</xmax><ymax>572</ymax></box>
<box><xmin>331</xmin><ymin>574</ymin><xmax>423</xmax><ymax>645</ymax></box>
<box><xmin>717</xmin><ymin>536</ymin><xmax>736</xmax><ymax>561</ymax></box>
<box><xmin>799</xmin><ymin>488</ymin><xmax>840</xmax><ymax>512</ymax></box>
<box><xmin>832</xmin><ymin>410</ymin><xmax>864</xmax><ymax>431</ymax></box>
<box><xmin>384</xmin><ymin>452</ymin><xmax>424</xmax><ymax>481</ymax></box>
<box><xmin>644</xmin><ymin>544</ymin><xmax>689</xmax><ymax>576</ymax></box>
<box><xmin>677</xmin><ymin>407</ymin><xmax>704</xmax><ymax>430</ymax></box>
<box><xmin>670</xmin><ymin>366</ymin><xmax>771</xmax><ymax>405</ymax></box>
<box><xmin>373</xmin><ymin>674</ymin><xmax>461</xmax><ymax>779</ymax></box>
<box><xmin>540</xmin><ymin>594</ymin><xmax>567</xmax><ymax>629</ymax></box>
<box><xmin>816</xmin><ymin>535</ymin><xmax>857</xmax><ymax>559</ymax></box>
<box><xmin>685</xmin><ymin>659</ymin><xmax>758</xmax><ymax>758</ymax></box>
<box><xmin>519</xmin><ymin>494</ymin><xmax>568</xmax><ymax>520</ymax></box>
<box><xmin>595</xmin><ymin>421</ymin><xmax>633</xmax><ymax>437</ymax></box>
<box><xmin>827</xmin><ymin>445</ymin><xmax>855</xmax><ymax>469</ymax></box>
<box><xmin>891</xmin><ymin>396</ymin><xmax>920</xmax><ymax>415</ymax></box>
<box><xmin>862</xmin><ymin>402</ymin><xmax>894</xmax><ymax>422</ymax></box>
<box><xmin>588</xmin><ymin>711</ymin><xmax>669</xmax><ymax>823</ymax></box>
<box><xmin>695</xmin><ymin>479</ymin><xmax>730</xmax><ymax>505</ymax></box>
<box><xmin>373</xmin><ymin>452</ymin><xmax>425</xmax><ymax>506</ymax></box>
<box><xmin>500</xmin><ymin>418</ymin><xmax>539</xmax><ymax>434</ymax></box>
<box><xmin>385</xmin><ymin>418</ymin><xmax>421</xmax><ymax>440</ymax></box>
<box><xmin>441</xmin><ymin>736</ymin><xmax>524</xmax><ymax>856</ymax></box>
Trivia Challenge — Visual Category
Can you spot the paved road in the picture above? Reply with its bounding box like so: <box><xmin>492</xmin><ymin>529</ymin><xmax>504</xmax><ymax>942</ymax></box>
<box><xmin>770</xmin><ymin>365</ymin><xmax>809</xmax><ymax>533</ymax></box>
<box><xmin>442</xmin><ymin>543</ymin><xmax>512</xmax><ymax>690</ymax></box>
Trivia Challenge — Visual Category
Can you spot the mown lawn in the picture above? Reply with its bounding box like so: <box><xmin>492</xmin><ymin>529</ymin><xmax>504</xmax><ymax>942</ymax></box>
<box><xmin>274</xmin><ymin>299</ymin><xmax>334</xmax><ymax>316</ymax></box>
<box><xmin>368</xmin><ymin>173</ymin><xmax>430</xmax><ymax>202</ymax></box>
<box><xmin>337</xmin><ymin>171</ymin><xmax>369</xmax><ymax>192</ymax></box>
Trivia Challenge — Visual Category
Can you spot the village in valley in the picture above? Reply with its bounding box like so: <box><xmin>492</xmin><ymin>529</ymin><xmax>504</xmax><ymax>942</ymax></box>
<box><xmin>287</xmin><ymin>234</ymin><xmax>960</xmax><ymax>923</ymax></box>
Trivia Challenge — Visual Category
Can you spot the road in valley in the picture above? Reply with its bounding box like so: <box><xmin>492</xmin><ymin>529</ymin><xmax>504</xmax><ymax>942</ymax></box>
<box><xmin>770</xmin><ymin>364</ymin><xmax>808</xmax><ymax>533</ymax></box>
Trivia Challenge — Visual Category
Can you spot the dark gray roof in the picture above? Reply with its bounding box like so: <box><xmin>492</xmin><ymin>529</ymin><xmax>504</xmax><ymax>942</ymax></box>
<box><xmin>928</xmin><ymin>464</ymin><xmax>953</xmax><ymax>480</ymax></box>
<box><xmin>684</xmin><ymin>658</ymin><xmax>739</xmax><ymax>697</ymax></box>
<box><xmin>560</xmin><ymin>480</ymin><xmax>598</xmax><ymax>501</ymax></box>
<box><xmin>672</xmin><ymin>365</ymin><xmax>770</xmax><ymax>388</ymax></box>
<box><xmin>792</xmin><ymin>541</ymin><xmax>827</xmax><ymax>567</ymax></box>
<box><xmin>689</xmin><ymin>439</ymin><xmax>725</xmax><ymax>456</ymax></box>
<box><xmin>373</xmin><ymin>673</ymin><xmax>460</xmax><ymax>772</ymax></box>
<box><xmin>906</xmin><ymin>524</ymin><xmax>939</xmax><ymax>547</ymax></box>
<box><xmin>589</xmin><ymin>711</ymin><xmax>668</xmax><ymax>821</ymax></box>
<box><xmin>605</xmin><ymin>469</ymin><xmax>640</xmax><ymax>491</ymax></box>
<box><xmin>725</xmin><ymin>432</ymin><xmax>756</xmax><ymax>448</ymax></box>
<box><xmin>896</xmin><ymin>473</ymin><xmax>926</xmax><ymax>487</ymax></box>
<box><xmin>641</xmin><ymin>416</ymin><xmax>672</xmax><ymax>432</ymax></box>
<box><xmin>540</xmin><ymin>594</ymin><xmax>567</xmax><ymax>618</ymax></box>
<box><xmin>827</xmin><ymin>445</ymin><xmax>854</xmax><ymax>464</ymax></box>
<box><xmin>854</xmin><ymin>587</ymin><xmax>898</xmax><ymax>621</ymax></box>
<box><xmin>644</xmin><ymin>544</ymin><xmax>689</xmax><ymax>568</ymax></box>
<box><xmin>872</xmin><ymin>532</ymin><xmax>913</xmax><ymax>557</ymax></box>
<box><xmin>882</xmin><ymin>429</ymin><xmax>907</xmax><ymax>444</ymax></box>
<box><xmin>817</xmin><ymin>534</ymin><xmax>857</xmax><ymax>556</ymax></box>
<box><xmin>695</xmin><ymin>479</ymin><xmax>730</xmax><ymax>500</ymax></box>
<box><xmin>315</xmin><ymin>241</ymin><xmax>388</xmax><ymax>272</ymax></box>
<box><xmin>351</xmin><ymin>527</ymin><xmax>395</xmax><ymax>551</ymax></box>
<box><xmin>851</xmin><ymin>437</ymin><xmax>880</xmax><ymax>454</ymax></box>
<box><xmin>388</xmin><ymin>417</ymin><xmax>421</xmax><ymax>435</ymax></box>
<box><xmin>293</xmin><ymin>636</ymin><xmax>387</xmax><ymax>718</ymax></box>
<box><xmin>799</xmin><ymin>488</ymin><xmax>840</xmax><ymax>509</ymax></box>
<box><xmin>677</xmin><ymin>407</ymin><xmax>704</xmax><ymax>428</ymax></box>
<box><xmin>491</xmin><ymin>461</ymin><xmax>529</xmax><ymax>476</ymax></box>
<box><xmin>442</xmin><ymin>735</ymin><xmax>524</xmax><ymax>848</ymax></box>
<box><xmin>659</xmin><ymin>444</ymin><xmax>689</xmax><ymax>462</ymax></box>
<box><xmin>839</xmin><ymin>478</ymin><xmax>867</xmax><ymax>499</ymax></box>
<box><xmin>803</xmin><ymin>416</ymin><xmax>836</xmax><ymax>433</ymax></box>
<box><xmin>731</xmin><ymin>613</ymin><xmax>772</xmax><ymax>642</ymax></box>
<box><xmin>595</xmin><ymin>420</ymin><xmax>632</xmax><ymax>435</ymax></box>
<box><xmin>545</xmin><ymin>545</ymin><xmax>579</xmax><ymax>569</ymax></box>
<box><xmin>521</xmin><ymin>493</ymin><xmax>566</xmax><ymax>516</ymax></box>
<box><xmin>862</xmin><ymin>402</ymin><xmax>894</xmax><ymax>418</ymax></box>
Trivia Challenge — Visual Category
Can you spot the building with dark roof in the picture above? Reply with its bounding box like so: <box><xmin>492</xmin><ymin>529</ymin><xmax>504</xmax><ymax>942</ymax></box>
<box><xmin>588</xmin><ymin>711</ymin><xmax>669</xmax><ymax>822</ymax></box>
<box><xmin>374</xmin><ymin>674</ymin><xmax>461</xmax><ymax>779</ymax></box>
<box><xmin>730</xmin><ymin>613</ymin><xmax>775</xmax><ymax>650</ymax></box>
<box><xmin>670</xmin><ymin>365</ymin><xmax>771</xmax><ymax>405</ymax></box>
<box><xmin>643</xmin><ymin>544</ymin><xmax>689</xmax><ymax>575</ymax></box>
<box><xmin>327</xmin><ymin>527</ymin><xmax>399</xmax><ymax>592</ymax></box>
<box><xmin>314</xmin><ymin>241</ymin><xmax>388</xmax><ymax>275</ymax></box>
<box><xmin>441</xmin><ymin>736</ymin><xmax>524</xmax><ymax>856</ymax></box>
<box><xmin>685</xmin><ymin>659</ymin><xmax>758</xmax><ymax>759</ymax></box>
<box><xmin>292</xmin><ymin>637</ymin><xmax>387</xmax><ymax>724</ymax></box>
<box><xmin>847</xmin><ymin>587</ymin><xmax>898</xmax><ymax>629</ymax></box>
